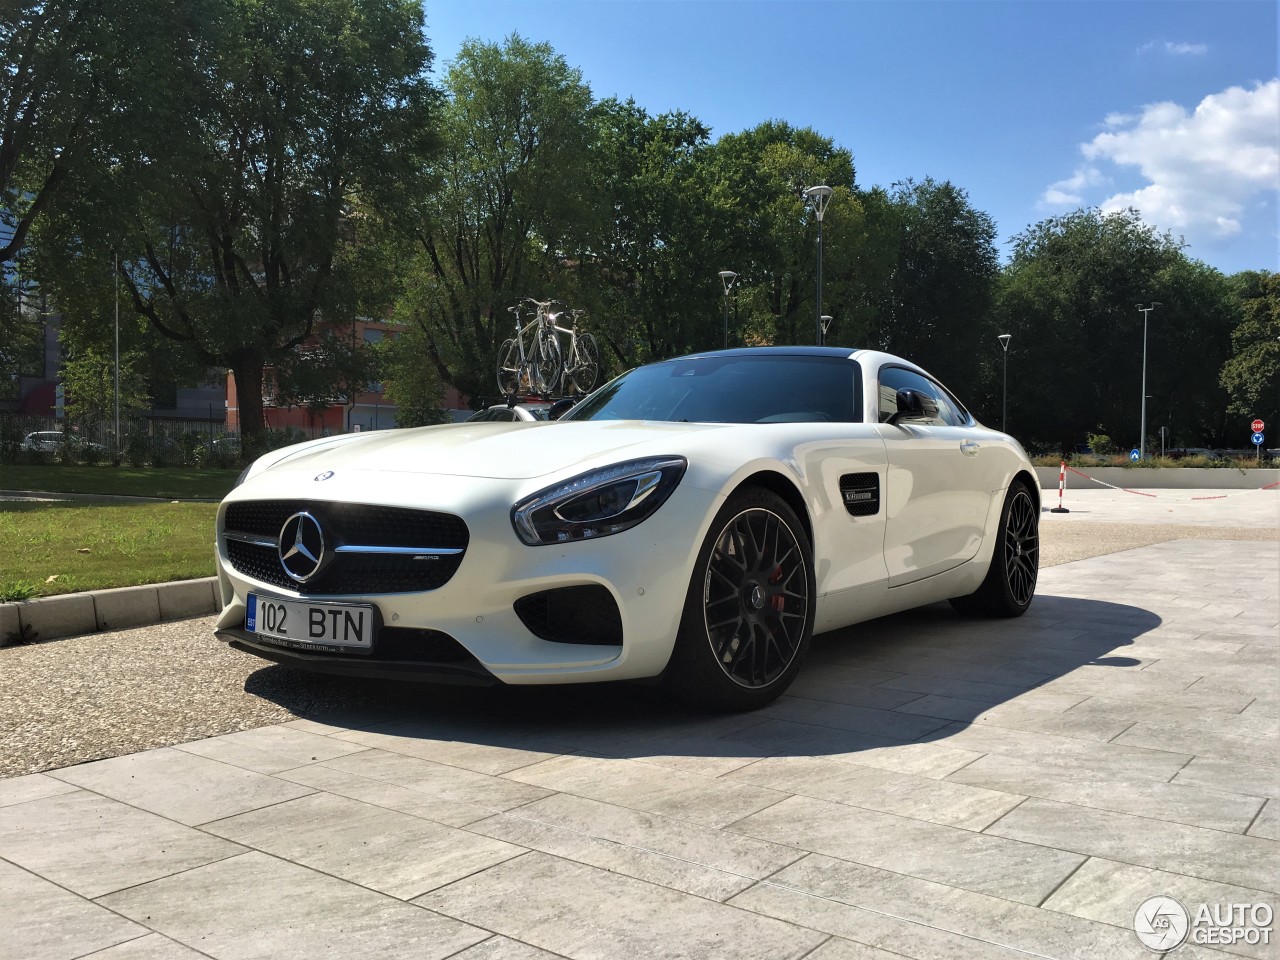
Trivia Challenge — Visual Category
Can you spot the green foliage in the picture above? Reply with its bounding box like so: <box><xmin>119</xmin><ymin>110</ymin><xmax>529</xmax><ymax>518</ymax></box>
<box><xmin>577</xmin><ymin>97</ymin><xmax>723</xmax><ymax>363</ymax></box>
<box><xmin>707</xmin><ymin>122</ymin><xmax>863</xmax><ymax>349</ymax></box>
<box><xmin>59</xmin><ymin>345</ymin><xmax>149</xmax><ymax>437</ymax></box>
<box><xmin>1220</xmin><ymin>271</ymin><xmax>1280</xmax><ymax>427</ymax></box>
<box><xmin>993</xmin><ymin>208</ymin><xmax>1232</xmax><ymax>449</ymax></box>
<box><xmin>378</xmin><ymin>325</ymin><xmax>451</xmax><ymax>427</ymax></box>
<box><xmin>0</xmin><ymin>580</ymin><xmax>38</xmax><ymax>604</ymax></box>
<box><xmin>1</xmin><ymin>1</ymin><xmax>162</xmax><ymax>261</ymax></box>
<box><xmin>270</xmin><ymin>329</ymin><xmax>380</xmax><ymax>415</ymax></box>
<box><xmin>1085</xmin><ymin>430</ymin><xmax>1116</xmax><ymax>455</ymax></box>
<box><xmin>10</xmin><ymin>19</ymin><xmax>1274</xmax><ymax>448</ymax></box>
<box><xmin>873</xmin><ymin>178</ymin><xmax>999</xmax><ymax>397</ymax></box>
<box><xmin>406</xmin><ymin>33</ymin><xmax>594</xmax><ymax>397</ymax></box>
<box><xmin>30</xmin><ymin>0</ymin><xmax>438</xmax><ymax>440</ymax></box>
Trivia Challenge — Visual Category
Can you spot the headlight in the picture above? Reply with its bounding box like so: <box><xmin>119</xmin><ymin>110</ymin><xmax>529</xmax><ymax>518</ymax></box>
<box><xmin>233</xmin><ymin>463</ymin><xmax>253</xmax><ymax>488</ymax></box>
<box><xmin>511</xmin><ymin>457</ymin><xmax>687</xmax><ymax>546</ymax></box>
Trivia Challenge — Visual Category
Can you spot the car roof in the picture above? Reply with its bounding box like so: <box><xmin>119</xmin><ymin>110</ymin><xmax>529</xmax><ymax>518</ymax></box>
<box><xmin>671</xmin><ymin>346</ymin><xmax>860</xmax><ymax>362</ymax></box>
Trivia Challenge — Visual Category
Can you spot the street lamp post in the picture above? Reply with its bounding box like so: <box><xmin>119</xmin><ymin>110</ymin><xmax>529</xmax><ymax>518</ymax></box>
<box><xmin>820</xmin><ymin>315</ymin><xmax>832</xmax><ymax>346</ymax></box>
<box><xmin>114</xmin><ymin>252</ymin><xmax>120</xmax><ymax>461</ymax></box>
<box><xmin>1137</xmin><ymin>302</ymin><xmax>1161</xmax><ymax>459</ymax></box>
<box><xmin>804</xmin><ymin>186</ymin><xmax>832</xmax><ymax>346</ymax></box>
<box><xmin>717</xmin><ymin>270</ymin><xmax>738</xmax><ymax>349</ymax></box>
<box><xmin>997</xmin><ymin>333</ymin><xmax>1011</xmax><ymax>431</ymax></box>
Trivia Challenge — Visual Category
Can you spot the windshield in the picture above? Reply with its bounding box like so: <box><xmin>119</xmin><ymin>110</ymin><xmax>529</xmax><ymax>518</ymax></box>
<box><xmin>564</xmin><ymin>354</ymin><xmax>862</xmax><ymax>424</ymax></box>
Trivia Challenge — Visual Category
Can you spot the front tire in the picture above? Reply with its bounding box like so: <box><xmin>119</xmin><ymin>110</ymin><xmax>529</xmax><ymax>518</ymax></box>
<box><xmin>664</xmin><ymin>488</ymin><xmax>815</xmax><ymax>710</ymax></box>
<box><xmin>566</xmin><ymin>333</ymin><xmax>600</xmax><ymax>393</ymax></box>
<box><xmin>531</xmin><ymin>331</ymin><xmax>563</xmax><ymax>395</ymax></box>
<box><xmin>950</xmin><ymin>478</ymin><xmax>1039</xmax><ymax>617</ymax></box>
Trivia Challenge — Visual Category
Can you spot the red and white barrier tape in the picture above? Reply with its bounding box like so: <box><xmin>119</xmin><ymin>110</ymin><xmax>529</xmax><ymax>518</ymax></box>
<box><xmin>1059</xmin><ymin>464</ymin><xmax>1280</xmax><ymax>502</ymax></box>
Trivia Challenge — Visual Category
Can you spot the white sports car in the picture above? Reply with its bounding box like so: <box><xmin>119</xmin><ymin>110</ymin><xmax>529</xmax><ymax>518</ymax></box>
<box><xmin>214</xmin><ymin>347</ymin><xmax>1039</xmax><ymax>709</ymax></box>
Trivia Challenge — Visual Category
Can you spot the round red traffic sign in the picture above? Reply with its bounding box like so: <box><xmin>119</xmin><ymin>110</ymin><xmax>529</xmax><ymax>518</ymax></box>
<box><xmin>1252</xmin><ymin>418</ymin><xmax>1265</xmax><ymax>433</ymax></box>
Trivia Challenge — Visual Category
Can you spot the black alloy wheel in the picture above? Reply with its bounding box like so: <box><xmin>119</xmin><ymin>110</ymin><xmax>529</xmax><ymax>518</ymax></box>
<box><xmin>950</xmin><ymin>478</ymin><xmax>1039</xmax><ymax>618</ymax></box>
<box><xmin>665</xmin><ymin>487</ymin><xmax>815</xmax><ymax>710</ymax></box>
<box><xmin>1003</xmin><ymin>487</ymin><xmax>1039</xmax><ymax>607</ymax></box>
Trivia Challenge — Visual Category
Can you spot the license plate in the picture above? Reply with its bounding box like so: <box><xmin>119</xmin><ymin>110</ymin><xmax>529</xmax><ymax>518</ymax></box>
<box><xmin>246</xmin><ymin>593</ymin><xmax>375</xmax><ymax>653</ymax></box>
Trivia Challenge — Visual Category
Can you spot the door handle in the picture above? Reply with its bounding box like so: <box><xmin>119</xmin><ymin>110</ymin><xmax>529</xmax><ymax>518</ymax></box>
<box><xmin>960</xmin><ymin>440</ymin><xmax>980</xmax><ymax>457</ymax></box>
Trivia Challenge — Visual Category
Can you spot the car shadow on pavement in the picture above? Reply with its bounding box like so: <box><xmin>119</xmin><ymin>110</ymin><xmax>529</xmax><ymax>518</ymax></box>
<box><xmin>241</xmin><ymin>593</ymin><xmax>1158</xmax><ymax>765</ymax></box>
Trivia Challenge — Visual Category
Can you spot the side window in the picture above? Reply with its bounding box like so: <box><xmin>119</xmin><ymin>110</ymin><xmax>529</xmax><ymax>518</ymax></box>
<box><xmin>877</xmin><ymin>367</ymin><xmax>968</xmax><ymax>427</ymax></box>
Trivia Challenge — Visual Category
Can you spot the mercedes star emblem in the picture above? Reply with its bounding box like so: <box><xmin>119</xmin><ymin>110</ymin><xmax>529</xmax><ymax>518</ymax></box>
<box><xmin>278</xmin><ymin>512</ymin><xmax>326</xmax><ymax>582</ymax></box>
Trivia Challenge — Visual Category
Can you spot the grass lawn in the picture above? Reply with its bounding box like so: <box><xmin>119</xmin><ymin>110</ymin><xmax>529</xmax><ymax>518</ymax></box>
<box><xmin>0</xmin><ymin>465</ymin><xmax>241</xmax><ymax>500</ymax></box>
<box><xmin>0</xmin><ymin>501</ymin><xmax>217</xmax><ymax>600</ymax></box>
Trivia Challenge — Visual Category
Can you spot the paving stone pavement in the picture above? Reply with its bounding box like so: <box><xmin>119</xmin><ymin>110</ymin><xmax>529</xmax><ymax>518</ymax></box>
<box><xmin>2</xmin><ymin>519</ymin><xmax>1278</xmax><ymax>958</ymax></box>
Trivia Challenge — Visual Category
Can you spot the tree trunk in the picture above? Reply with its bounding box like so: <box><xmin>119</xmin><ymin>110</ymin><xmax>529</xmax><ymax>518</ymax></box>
<box><xmin>230</xmin><ymin>350</ymin><xmax>267</xmax><ymax>445</ymax></box>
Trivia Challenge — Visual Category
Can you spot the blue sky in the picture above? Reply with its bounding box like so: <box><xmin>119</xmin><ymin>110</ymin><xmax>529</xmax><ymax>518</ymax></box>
<box><xmin>424</xmin><ymin>0</ymin><xmax>1278</xmax><ymax>275</ymax></box>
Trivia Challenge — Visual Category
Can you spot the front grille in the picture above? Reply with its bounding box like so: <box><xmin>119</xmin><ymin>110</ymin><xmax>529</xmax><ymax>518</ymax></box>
<box><xmin>225</xmin><ymin>501</ymin><xmax>468</xmax><ymax>548</ymax></box>
<box><xmin>514</xmin><ymin>585</ymin><xmax>623</xmax><ymax>646</ymax></box>
<box><xmin>223</xmin><ymin>500</ymin><xmax>469</xmax><ymax>595</ymax></box>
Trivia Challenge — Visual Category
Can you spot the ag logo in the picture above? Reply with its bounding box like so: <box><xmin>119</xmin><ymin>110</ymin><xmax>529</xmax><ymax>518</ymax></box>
<box><xmin>1135</xmin><ymin>896</ymin><xmax>1190</xmax><ymax>952</ymax></box>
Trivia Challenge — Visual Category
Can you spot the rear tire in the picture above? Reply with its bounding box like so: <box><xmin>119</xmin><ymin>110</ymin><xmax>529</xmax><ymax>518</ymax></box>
<box><xmin>950</xmin><ymin>479</ymin><xmax>1039</xmax><ymax>618</ymax></box>
<box><xmin>663</xmin><ymin>488</ymin><xmax>815</xmax><ymax>711</ymax></box>
<box><xmin>496</xmin><ymin>339</ymin><xmax>520</xmax><ymax>395</ymax></box>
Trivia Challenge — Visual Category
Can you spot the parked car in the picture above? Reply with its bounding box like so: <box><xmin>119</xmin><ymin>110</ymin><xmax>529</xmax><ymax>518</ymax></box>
<box><xmin>214</xmin><ymin>347</ymin><xmax>1039</xmax><ymax>710</ymax></box>
<box><xmin>21</xmin><ymin>431</ymin><xmax>107</xmax><ymax>454</ymax></box>
<box><xmin>210</xmin><ymin>435</ymin><xmax>242</xmax><ymax>454</ymax></box>
<box><xmin>21</xmin><ymin>431</ymin><xmax>67</xmax><ymax>452</ymax></box>
<box><xmin>466</xmin><ymin>403</ymin><xmax>553</xmax><ymax>423</ymax></box>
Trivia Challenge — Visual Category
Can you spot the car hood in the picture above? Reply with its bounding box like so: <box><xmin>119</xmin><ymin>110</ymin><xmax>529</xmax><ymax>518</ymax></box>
<box><xmin>263</xmin><ymin>420</ymin><xmax>729</xmax><ymax>481</ymax></box>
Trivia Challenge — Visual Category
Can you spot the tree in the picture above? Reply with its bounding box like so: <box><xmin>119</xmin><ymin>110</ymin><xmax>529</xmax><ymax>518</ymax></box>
<box><xmin>993</xmin><ymin>208</ymin><xmax>1192</xmax><ymax>450</ymax></box>
<box><xmin>378</xmin><ymin>324</ymin><xmax>451</xmax><ymax>427</ymax></box>
<box><xmin>32</xmin><ymin>0</ymin><xmax>437</xmax><ymax>444</ymax></box>
<box><xmin>2</xmin><ymin>1</ymin><xmax>177</xmax><ymax>371</ymax></box>
<box><xmin>406</xmin><ymin>34</ymin><xmax>594</xmax><ymax>397</ymax></box>
<box><xmin>575</xmin><ymin>97</ymin><xmax>724</xmax><ymax>363</ymax></box>
<box><xmin>60</xmin><ymin>343</ymin><xmax>148</xmax><ymax>437</ymax></box>
<box><xmin>270</xmin><ymin>328</ymin><xmax>380</xmax><ymax>418</ymax></box>
<box><xmin>706</xmin><ymin>122</ymin><xmax>864</xmax><ymax>349</ymax></box>
<box><xmin>872</xmin><ymin>179</ymin><xmax>999</xmax><ymax>398</ymax></box>
<box><xmin>1221</xmin><ymin>271</ymin><xmax>1280</xmax><ymax>431</ymax></box>
<box><xmin>2</xmin><ymin>1</ymin><xmax>115</xmax><ymax>261</ymax></box>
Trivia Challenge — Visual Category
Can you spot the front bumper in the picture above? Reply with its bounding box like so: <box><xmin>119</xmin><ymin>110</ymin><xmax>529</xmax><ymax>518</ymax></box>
<box><xmin>214</xmin><ymin>469</ymin><xmax>722</xmax><ymax>685</ymax></box>
<box><xmin>216</xmin><ymin>627</ymin><xmax>499</xmax><ymax>685</ymax></box>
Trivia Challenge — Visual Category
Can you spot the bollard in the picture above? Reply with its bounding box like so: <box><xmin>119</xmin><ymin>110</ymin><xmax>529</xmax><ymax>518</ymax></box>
<box><xmin>1050</xmin><ymin>460</ymin><xmax>1070</xmax><ymax>513</ymax></box>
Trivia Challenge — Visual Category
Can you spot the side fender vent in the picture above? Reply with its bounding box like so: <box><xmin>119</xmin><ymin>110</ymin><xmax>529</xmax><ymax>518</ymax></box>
<box><xmin>839</xmin><ymin>473</ymin><xmax>880</xmax><ymax>517</ymax></box>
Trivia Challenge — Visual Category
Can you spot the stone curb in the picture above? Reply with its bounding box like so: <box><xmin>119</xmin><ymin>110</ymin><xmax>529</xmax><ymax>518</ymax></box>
<box><xmin>0</xmin><ymin>489</ymin><xmax>221</xmax><ymax>503</ymax></box>
<box><xmin>1</xmin><ymin>578</ymin><xmax>219</xmax><ymax>646</ymax></box>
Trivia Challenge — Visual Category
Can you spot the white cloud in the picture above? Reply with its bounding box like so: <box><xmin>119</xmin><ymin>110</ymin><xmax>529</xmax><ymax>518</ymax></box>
<box><xmin>1038</xmin><ymin>166</ymin><xmax>1108</xmax><ymax>209</ymax></box>
<box><xmin>1040</xmin><ymin>80</ymin><xmax>1280</xmax><ymax>239</ymax></box>
<box><xmin>1138</xmin><ymin>39</ymin><xmax>1208</xmax><ymax>56</ymax></box>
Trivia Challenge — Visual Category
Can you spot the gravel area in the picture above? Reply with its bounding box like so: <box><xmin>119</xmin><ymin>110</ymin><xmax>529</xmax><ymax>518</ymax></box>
<box><xmin>1039</xmin><ymin>520</ymin><xmax>1278</xmax><ymax>567</ymax></box>
<box><xmin>3</xmin><ymin>506</ymin><xmax>1276</xmax><ymax>778</ymax></box>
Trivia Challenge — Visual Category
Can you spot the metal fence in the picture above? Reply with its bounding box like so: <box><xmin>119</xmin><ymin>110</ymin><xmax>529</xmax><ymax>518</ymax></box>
<box><xmin>0</xmin><ymin>414</ymin><xmax>336</xmax><ymax>468</ymax></box>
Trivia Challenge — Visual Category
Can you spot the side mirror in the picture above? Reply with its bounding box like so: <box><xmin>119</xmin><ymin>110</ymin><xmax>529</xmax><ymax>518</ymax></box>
<box><xmin>548</xmin><ymin>397</ymin><xmax>577</xmax><ymax>421</ymax></box>
<box><xmin>888</xmin><ymin>389</ymin><xmax>938</xmax><ymax>425</ymax></box>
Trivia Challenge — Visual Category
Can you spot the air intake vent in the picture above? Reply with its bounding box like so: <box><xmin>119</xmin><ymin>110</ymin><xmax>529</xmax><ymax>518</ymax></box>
<box><xmin>514</xmin><ymin>585</ymin><xmax>623</xmax><ymax>646</ymax></box>
<box><xmin>839</xmin><ymin>473</ymin><xmax>880</xmax><ymax>517</ymax></box>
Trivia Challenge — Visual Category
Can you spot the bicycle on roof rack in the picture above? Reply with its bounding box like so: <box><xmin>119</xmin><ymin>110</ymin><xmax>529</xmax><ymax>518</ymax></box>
<box><xmin>496</xmin><ymin>299</ymin><xmax>600</xmax><ymax>397</ymax></box>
